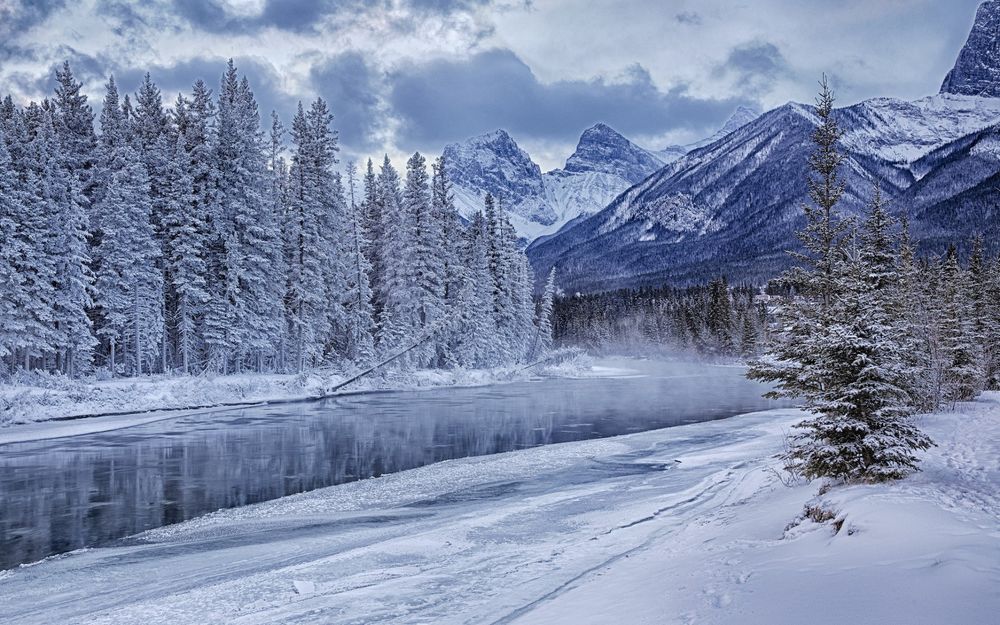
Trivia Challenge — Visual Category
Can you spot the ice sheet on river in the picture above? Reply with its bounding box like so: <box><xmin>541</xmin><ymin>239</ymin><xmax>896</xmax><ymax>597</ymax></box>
<box><xmin>2</xmin><ymin>398</ymin><xmax>998</xmax><ymax>625</ymax></box>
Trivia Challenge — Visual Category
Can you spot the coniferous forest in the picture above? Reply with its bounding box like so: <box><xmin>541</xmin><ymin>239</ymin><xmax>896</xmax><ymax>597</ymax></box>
<box><xmin>551</xmin><ymin>279</ymin><xmax>767</xmax><ymax>359</ymax></box>
<box><xmin>0</xmin><ymin>61</ymin><xmax>550</xmax><ymax>378</ymax></box>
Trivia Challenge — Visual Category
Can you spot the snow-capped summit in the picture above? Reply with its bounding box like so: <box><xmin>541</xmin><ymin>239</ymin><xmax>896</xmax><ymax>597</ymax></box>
<box><xmin>443</xmin><ymin>129</ymin><xmax>555</xmax><ymax>229</ymax></box>
<box><xmin>941</xmin><ymin>0</ymin><xmax>1000</xmax><ymax>97</ymax></box>
<box><xmin>445</xmin><ymin>113</ymin><xmax>765</xmax><ymax>241</ymax></box>
<box><xmin>445</xmin><ymin>124</ymin><xmax>666</xmax><ymax>240</ymax></box>
<box><xmin>563</xmin><ymin>123</ymin><xmax>666</xmax><ymax>185</ymax></box>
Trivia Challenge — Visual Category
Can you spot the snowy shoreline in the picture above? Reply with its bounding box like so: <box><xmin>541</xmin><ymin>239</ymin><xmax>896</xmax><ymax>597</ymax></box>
<box><xmin>0</xmin><ymin>353</ymin><xmax>633</xmax><ymax>441</ymax></box>
<box><xmin>2</xmin><ymin>395</ymin><xmax>997</xmax><ymax>624</ymax></box>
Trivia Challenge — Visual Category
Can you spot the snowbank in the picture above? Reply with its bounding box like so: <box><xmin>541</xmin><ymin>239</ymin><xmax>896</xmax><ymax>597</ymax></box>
<box><xmin>2</xmin><ymin>395</ymin><xmax>996</xmax><ymax>624</ymax></box>
<box><xmin>0</xmin><ymin>351</ymin><xmax>597</xmax><ymax>429</ymax></box>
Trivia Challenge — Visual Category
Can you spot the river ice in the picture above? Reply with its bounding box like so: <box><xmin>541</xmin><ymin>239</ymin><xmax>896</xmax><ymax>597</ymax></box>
<box><xmin>2</xmin><ymin>390</ymin><xmax>997</xmax><ymax>624</ymax></box>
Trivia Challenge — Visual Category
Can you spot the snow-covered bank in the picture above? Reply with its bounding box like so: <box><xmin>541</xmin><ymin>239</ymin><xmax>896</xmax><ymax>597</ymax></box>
<box><xmin>2</xmin><ymin>395</ymin><xmax>997</xmax><ymax>625</ymax></box>
<box><xmin>0</xmin><ymin>352</ymin><xmax>602</xmax><ymax>430</ymax></box>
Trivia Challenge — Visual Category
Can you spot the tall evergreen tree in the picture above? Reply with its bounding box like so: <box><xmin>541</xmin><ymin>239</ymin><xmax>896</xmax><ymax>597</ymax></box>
<box><xmin>36</xmin><ymin>108</ymin><xmax>96</xmax><ymax>374</ymax></box>
<box><xmin>750</xmin><ymin>81</ymin><xmax>931</xmax><ymax>483</ymax></box>
<box><xmin>408</xmin><ymin>152</ymin><xmax>445</xmax><ymax>365</ymax></box>
<box><xmin>94</xmin><ymin>147</ymin><xmax>163</xmax><ymax>375</ymax></box>
<box><xmin>344</xmin><ymin>161</ymin><xmax>376</xmax><ymax>365</ymax></box>
<box><xmin>939</xmin><ymin>246</ymin><xmax>981</xmax><ymax>404</ymax></box>
<box><xmin>375</xmin><ymin>155</ymin><xmax>415</xmax><ymax>357</ymax></box>
<box><xmin>52</xmin><ymin>61</ymin><xmax>98</xmax><ymax>210</ymax></box>
<box><xmin>531</xmin><ymin>268</ymin><xmax>557</xmax><ymax>360</ymax></box>
<box><xmin>0</xmin><ymin>131</ymin><xmax>33</xmax><ymax>369</ymax></box>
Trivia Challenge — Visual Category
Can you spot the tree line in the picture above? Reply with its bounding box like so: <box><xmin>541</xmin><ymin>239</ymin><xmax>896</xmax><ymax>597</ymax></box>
<box><xmin>750</xmin><ymin>77</ymin><xmax>1000</xmax><ymax>483</ymax></box>
<box><xmin>0</xmin><ymin>61</ymin><xmax>553</xmax><ymax>378</ymax></box>
<box><xmin>551</xmin><ymin>279</ymin><xmax>767</xmax><ymax>358</ymax></box>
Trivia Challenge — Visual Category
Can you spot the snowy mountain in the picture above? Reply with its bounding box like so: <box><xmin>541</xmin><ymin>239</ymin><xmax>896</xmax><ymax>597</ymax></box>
<box><xmin>940</xmin><ymin>0</ymin><xmax>1000</xmax><ymax>97</ymax></box>
<box><xmin>445</xmin><ymin>111</ymin><xmax>758</xmax><ymax>240</ymax></box>
<box><xmin>528</xmin><ymin>3</ymin><xmax>1000</xmax><ymax>293</ymax></box>
<box><xmin>443</xmin><ymin>129</ymin><xmax>555</xmax><ymax>233</ymax></box>
<box><xmin>561</xmin><ymin>123</ymin><xmax>666</xmax><ymax>184</ymax></box>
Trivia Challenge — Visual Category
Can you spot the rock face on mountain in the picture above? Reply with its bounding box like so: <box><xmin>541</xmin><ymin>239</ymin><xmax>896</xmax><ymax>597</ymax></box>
<box><xmin>562</xmin><ymin>123</ymin><xmax>665</xmax><ymax>185</ymax></box>
<box><xmin>443</xmin><ymin>130</ymin><xmax>554</xmax><ymax>230</ymax></box>
<box><xmin>941</xmin><ymin>0</ymin><xmax>1000</xmax><ymax>97</ymax></box>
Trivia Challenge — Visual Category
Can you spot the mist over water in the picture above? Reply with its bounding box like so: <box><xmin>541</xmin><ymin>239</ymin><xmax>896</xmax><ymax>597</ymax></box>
<box><xmin>0</xmin><ymin>359</ymin><xmax>785</xmax><ymax>570</ymax></box>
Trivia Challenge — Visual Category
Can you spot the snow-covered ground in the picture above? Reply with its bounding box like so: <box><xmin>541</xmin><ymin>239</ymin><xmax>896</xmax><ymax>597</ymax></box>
<box><xmin>2</xmin><ymin>393</ymin><xmax>997</xmax><ymax>624</ymax></box>
<box><xmin>0</xmin><ymin>352</ymin><xmax>597</xmax><ymax>429</ymax></box>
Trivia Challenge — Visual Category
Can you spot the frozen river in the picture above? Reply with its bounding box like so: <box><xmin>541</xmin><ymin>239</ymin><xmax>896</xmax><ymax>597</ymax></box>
<box><xmin>0</xmin><ymin>359</ymin><xmax>782</xmax><ymax>571</ymax></box>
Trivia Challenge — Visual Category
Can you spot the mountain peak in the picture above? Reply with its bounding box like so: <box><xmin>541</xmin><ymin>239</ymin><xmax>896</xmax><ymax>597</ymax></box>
<box><xmin>941</xmin><ymin>1</ymin><xmax>1000</xmax><ymax>97</ymax></box>
<box><xmin>442</xmin><ymin>129</ymin><xmax>554</xmax><ymax>226</ymax></box>
<box><xmin>564</xmin><ymin>122</ymin><xmax>664</xmax><ymax>184</ymax></box>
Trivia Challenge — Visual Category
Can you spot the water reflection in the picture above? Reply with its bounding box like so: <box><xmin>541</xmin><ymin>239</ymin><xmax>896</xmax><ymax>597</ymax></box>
<box><xmin>0</xmin><ymin>361</ymin><xmax>782</xmax><ymax>569</ymax></box>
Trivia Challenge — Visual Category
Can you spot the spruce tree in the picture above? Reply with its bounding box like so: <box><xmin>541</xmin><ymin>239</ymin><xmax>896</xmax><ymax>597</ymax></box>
<box><xmin>40</xmin><ymin>109</ymin><xmax>96</xmax><ymax>375</ymax></box>
<box><xmin>939</xmin><ymin>246</ymin><xmax>981</xmax><ymax>404</ymax></box>
<box><xmin>531</xmin><ymin>268</ymin><xmax>557</xmax><ymax>360</ymax></box>
<box><xmin>94</xmin><ymin>148</ymin><xmax>163</xmax><ymax>375</ymax></box>
<box><xmin>344</xmin><ymin>161</ymin><xmax>376</xmax><ymax>365</ymax></box>
<box><xmin>750</xmin><ymin>80</ymin><xmax>931</xmax><ymax>483</ymax></box>
<box><xmin>0</xmin><ymin>131</ymin><xmax>32</xmax><ymax>369</ymax></box>
<box><xmin>376</xmin><ymin>155</ymin><xmax>416</xmax><ymax>359</ymax></box>
<box><xmin>409</xmin><ymin>151</ymin><xmax>446</xmax><ymax>366</ymax></box>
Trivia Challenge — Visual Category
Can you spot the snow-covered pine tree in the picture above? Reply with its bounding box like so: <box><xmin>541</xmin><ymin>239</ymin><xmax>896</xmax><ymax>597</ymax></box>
<box><xmin>284</xmin><ymin>99</ymin><xmax>342</xmax><ymax>370</ymax></box>
<box><xmin>432</xmin><ymin>156</ymin><xmax>467</xmax><ymax>366</ymax></box>
<box><xmin>376</xmin><ymin>155</ymin><xmax>418</xmax><ymax>360</ymax></box>
<box><xmin>458</xmin><ymin>210</ymin><xmax>497</xmax><ymax>367</ymax></box>
<box><xmin>203</xmin><ymin>62</ymin><xmax>284</xmax><ymax>372</ymax></box>
<box><xmin>707</xmin><ymin>277</ymin><xmax>734</xmax><ymax>354</ymax></box>
<box><xmin>266</xmin><ymin>110</ymin><xmax>293</xmax><ymax>370</ymax></box>
<box><xmin>987</xmin><ymin>256</ymin><xmax>1000</xmax><ymax>389</ymax></box>
<box><xmin>409</xmin><ymin>152</ymin><xmax>446</xmax><ymax>366</ymax></box>
<box><xmin>893</xmin><ymin>214</ymin><xmax>938</xmax><ymax>410</ymax></box>
<box><xmin>164</xmin><ymin>124</ymin><xmax>208</xmax><ymax>374</ymax></box>
<box><xmin>37</xmin><ymin>108</ymin><xmax>97</xmax><ymax>375</ymax></box>
<box><xmin>749</xmin><ymin>76</ymin><xmax>851</xmax><ymax>409</ymax></box>
<box><xmin>52</xmin><ymin>62</ymin><xmax>98</xmax><ymax>212</ymax></box>
<box><xmin>235</xmin><ymin>75</ymin><xmax>284</xmax><ymax>370</ymax></box>
<box><xmin>4</xmin><ymin>107</ymin><xmax>57</xmax><ymax>370</ymax></box>
<box><xmin>92</xmin><ymin>75</ymin><xmax>128</xmax><ymax>366</ymax></box>
<box><xmin>510</xmin><ymin>253</ymin><xmax>536</xmax><ymax>362</ymax></box>
<box><xmin>361</xmin><ymin>158</ymin><xmax>384</xmax><ymax>327</ymax></box>
<box><xmin>0</xmin><ymin>130</ymin><xmax>33</xmax><ymax>371</ymax></box>
<box><xmin>749</xmin><ymin>79</ymin><xmax>933</xmax><ymax>483</ymax></box>
<box><xmin>939</xmin><ymin>246</ymin><xmax>982</xmax><ymax>405</ymax></box>
<box><xmin>131</xmin><ymin>72</ymin><xmax>171</xmax><ymax>371</ymax></box>
<box><xmin>344</xmin><ymin>161</ymin><xmax>376</xmax><ymax>366</ymax></box>
<box><xmin>968</xmin><ymin>236</ymin><xmax>993</xmax><ymax>389</ymax></box>
<box><xmin>530</xmin><ymin>268</ymin><xmax>557</xmax><ymax>360</ymax></box>
<box><xmin>791</xmin><ymin>188</ymin><xmax>930</xmax><ymax>482</ymax></box>
<box><xmin>94</xmin><ymin>146</ymin><xmax>164</xmax><ymax>375</ymax></box>
<box><xmin>324</xmin><ymin>168</ymin><xmax>352</xmax><ymax>362</ymax></box>
<box><xmin>483</xmin><ymin>194</ymin><xmax>518</xmax><ymax>364</ymax></box>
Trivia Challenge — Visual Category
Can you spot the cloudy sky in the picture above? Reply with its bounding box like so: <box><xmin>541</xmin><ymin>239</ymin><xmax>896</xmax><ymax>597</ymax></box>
<box><xmin>0</xmin><ymin>0</ymin><xmax>986</xmax><ymax>169</ymax></box>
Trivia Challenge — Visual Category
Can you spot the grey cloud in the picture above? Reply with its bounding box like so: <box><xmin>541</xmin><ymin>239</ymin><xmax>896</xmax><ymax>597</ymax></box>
<box><xmin>675</xmin><ymin>11</ymin><xmax>702</xmax><ymax>26</ymax></box>
<box><xmin>170</xmin><ymin>0</ymin><xmax>369</xmax><ymax>34</ymax></box>
<box><xmin>170</xmin><ymin>0</ymin><xmax>499</xmax><ymax>35</ymax></box>
<box><xmin>9</xmin><ymin>48</ymin><xmax>111</xmax><ymax>101</ymax></box>
<box><xmin>714</xmin><ymin>41</ymin><xmax>791</xmax><ymax>96</ymax></box>
<box><xmin>388</xmin><ymin>48</ymin><xmax>751</xmax><ymax>147</ymax></box>
<box><xmin>0</xmin><ymin>0</ymin><xmax>67</xmax><ymax>37</ymax></box>
<box><xmin>309</xmin><ymin>52</ymin><xmax>383</xmax><ymax>152</ymax></box>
